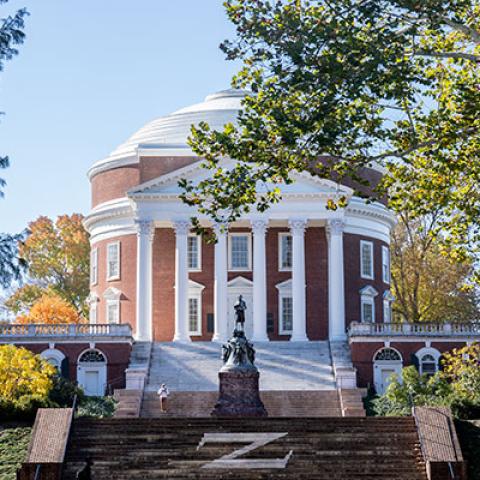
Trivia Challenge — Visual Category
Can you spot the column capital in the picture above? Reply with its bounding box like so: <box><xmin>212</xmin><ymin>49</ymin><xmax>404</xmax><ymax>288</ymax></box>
<box><xmin>173</xmin><ymin>219</ymin><xmax>191</xmax><ymax>236</ymax></box>
<box><xmin>288</xmin><ymin>218</ymin><xmax>308</xmax><ymax>236</ymax></box>
<box><xmin>327</xmin><ymin>219</ymin><xmax>345</xmax><ymax>236</ymax></box>
<box><xmin>135</xmin><ymin>219</ymin><xmax>154</xmax><ymax>240</ymax></box>
<box><xmin>251</xmin><ymin>218</ymin><xmax>268</xmax><ymax>235</ymax></box>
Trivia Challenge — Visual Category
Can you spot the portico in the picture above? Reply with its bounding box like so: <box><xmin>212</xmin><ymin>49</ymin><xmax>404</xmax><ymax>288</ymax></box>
<box><xmin>133</xmin><ymin>215</ymin><xmax>348</xmax><ymax>344</ymax></box>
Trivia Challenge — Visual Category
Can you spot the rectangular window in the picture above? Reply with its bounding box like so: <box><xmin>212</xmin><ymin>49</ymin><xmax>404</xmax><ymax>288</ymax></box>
<box><xmin>279</xmin><ymin>234</ymin><xmax>293</xmax><ymax>270</ymax></box>
<box><xmin>280</xmin><ymin>296</ymin><xmax>293</xmax><ymax>333</ymax></box>
<box><xmin>383</xmin><ymin>299</ymin><xmax>391</xmax><ymax>323</ymax></box>
<box><xmin>360</xmin><ymin>241</ymin><xmax>374</xmax><ymax>279</ymax></box>
<box><xmin>106</xmin><ymin>301</ymin><xmax>119</xmax><ymax>324</ymax></box>
<box><xmin>90</xmin><ymin>303</ymin><xmax>97</xmax><ymax>325</ymax></box>
<box><xmin>229</xmin><ymin>234</ymin><xmax>251</xmax><ymax>270</ymax></box>
<box><xmin>107</xmin><ymin>242</ymin><xmax>120</xmax><ymax>281</ymax></box>
<box><xmin>361</xmin><ymin>299</ymin><xmax>374</xmax><ymax>323</ymax></box>
<box><xmin>382</xmin><ymin>246</ymin><xmax>390</xmax><ymax>284</ymax></box>
<box><xmin>90</xmin><ymin>248</ymin><xmax>98</xmax><ymax>285</ymax></box>
<box><xmin>188</xmin><ymin>297</ymin><xmax>201</xmax><ymax>335</ymax></box>
<box><xmin>187</xmin><ymin>235</ymin><xmax>201</xmax><ymax>271</ymax></box>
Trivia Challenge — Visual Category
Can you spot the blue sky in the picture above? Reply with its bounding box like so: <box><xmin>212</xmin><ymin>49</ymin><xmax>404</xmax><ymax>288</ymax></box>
<box><xmin>0</xmin><ymin>0</ymin><xmax>238</xmax><ymax>233</ymax></box>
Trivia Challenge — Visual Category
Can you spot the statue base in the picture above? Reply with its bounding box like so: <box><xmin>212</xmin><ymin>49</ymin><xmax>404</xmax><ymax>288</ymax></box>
<box><xmin>211</xmin><ymin>369</ymin><xmax>268</xmax><ymax>417</ymax></box>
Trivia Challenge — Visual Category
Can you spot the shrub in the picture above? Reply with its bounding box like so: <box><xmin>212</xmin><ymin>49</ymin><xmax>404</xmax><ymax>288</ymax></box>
<box><xmin>0</xmin><ymin>427</ymin><xmax>32</xmax><ymax>480</ymax></box>
<box><xmin>48</xmin><ymin>376</ymin><xmax>84</xmax><ymax>408</ymax></box>
<box><xmin>372</xmin><ymin>344</ymin><xmax>480</xmax><ymax>419</ymax></box>
<box><xmin>76</xmin><ymin>396</ymin><xmax>116</xmax><ymax>419</ymax></box>
<box><xmin>0</xmin><ymin>345</ymin><xmax>56</xmax><ymax>419</ymax></box>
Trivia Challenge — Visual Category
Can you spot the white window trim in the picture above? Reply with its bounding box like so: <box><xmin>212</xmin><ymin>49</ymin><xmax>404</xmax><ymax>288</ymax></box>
<box><xmin>415</xmin><ymin>347</ymin><xmax>441</xmax><ymax>376</ymax></box>
<box><xmin>228</xmin><ymin>233</ymin><xmax>252</xmax><ymax>272</ymax></box>
<box><xmin>106</xmin><ymin>241</ymin><xmax>121</xmax><ymax>281</ymax></box>
<box><xmin>90</xmin><ymin>301</ymin><xmax>98</xmax><ymax>325</ymax></box>
<box><xmin>90</xmin><ymin>248</ymin><xmax>98</xmax><ymax>286</ymax></box>
<box><xmin>278</xmin><ymin>232</ymin><xmax>292</xmax><ymax>272</ymax></box>
<box><xmin>382</xmin><ymin>245</ymin><xmax>390</xmax><ymax>284</ymax></box>
<box><xmin>188</xmin><ymin>234</ymin><xmax>202</xmax><ymax>272</ymax></box>
<box><xmin>360</xmin><ymin>285</ymin><xmax>378</xmax><ymax>323</ymax></box>
<box><xmin>383</xmin><ymin>298</ymin><xmax>391</xmax><ymax>324</ymax></box>
<box><xmin>188</xmin><ymin>280</ymin><xmax>205</xmax><ymax>336</ymax></box>
<box><xmin>361</xmin><ymin>297</ymin><xmax>375</xmax><ymax>323</ymax></box>
<box><xmin>276</xmin><ymin>279</ymin><xmax>293</xmax><ymax>335</ymax></box>
<box><xmin>360</xmin><ymin>240</ymin><xmax>374</xmax><ymax>280</ymax></box>
<box><xmin>105</xmin><ymin>299</ymin><xmax>120</xmax><ymax>324</ymax></box>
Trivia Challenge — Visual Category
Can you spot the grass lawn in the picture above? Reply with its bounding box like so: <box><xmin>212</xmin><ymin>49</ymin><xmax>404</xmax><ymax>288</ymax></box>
<box><xmin>0</xmin><ymin>426</ymin><xmax>32</xmax><ymax>480</ymax></box>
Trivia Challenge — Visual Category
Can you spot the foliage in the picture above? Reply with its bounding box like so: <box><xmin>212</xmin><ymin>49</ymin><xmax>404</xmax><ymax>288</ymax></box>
<box><xmin>0</xmin><ymin>427</ymin><xmax>32</xmax><ymax>480</ymax></box>
<box><xmin>48</xmin><ymin>376</ymin><xmax>84</xmax><ymax>408</ymax></box>
<box><xmin>0</xmin><ymin>231</ymin><xmax>27</xmax><ymax>289</ymax></box>
<box><xmin>181</xmin><ymin>0</ymin><xmax>480</xmax><ymax>268</ymax></box>
<box><xmin>14</xmin><ymin>214</ymin><xmax>90</xmax><ymax>316</ymax></box>
<box><xmin>76</xmin><ymin>396</ymin><xmax>116</xmax><ymax>419</ymax></box>
<box><xmin>16</xmin><ymin>293</ymin><xmax>83</xmax><ymax>325</ymax></box>
<box><xmin>0</xmin><ymin>0</ymin><xmax>28</xmax><ymax>195</ymax></box>
<box><xmin>0</xmin><ymin>345</ymin><xmax>56</xmax><ymax>418</ymax></box>
<box><xmin>3</xmin><ymin>284</ymin><xmax>46</xmax><ymax>314</ymax></box>
<box><xmin>373</xmin><ymin>344</ymin><xmax>480</xmax><ymax>418</ymax></box>
<box><xmin>391</xmin><ymin>212</ymin><xmax>479</xmax><ymax>323</ymax></box>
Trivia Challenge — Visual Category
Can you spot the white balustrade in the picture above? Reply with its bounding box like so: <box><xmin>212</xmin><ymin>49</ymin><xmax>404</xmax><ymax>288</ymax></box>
<box><xmin>0</xmin><ymin>323</ymin><xmax>132</xmax><ymax>338</ymax></box>
<box><xmin>349</xmin><ymin>322</ymin><xmax>480</xmax><ymax>337</ymax></box>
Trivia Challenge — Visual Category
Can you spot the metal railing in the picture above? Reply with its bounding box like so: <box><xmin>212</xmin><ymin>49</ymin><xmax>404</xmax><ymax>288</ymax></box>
<box><xmin>349</xmin><ymin>322</ymin><xmax>480</xmax><ymax>337</ymax></box>
<box><xmin>0</xmin><ymin>323</ymin><xmax>132</xmax><ymax>338</ymax></box>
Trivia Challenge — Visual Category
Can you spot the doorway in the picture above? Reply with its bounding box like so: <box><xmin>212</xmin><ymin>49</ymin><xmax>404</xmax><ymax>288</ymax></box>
<box><xmin>227</xmin><ymin>276</ymin><xmax>254</xmax><ymax>338</ymax></box>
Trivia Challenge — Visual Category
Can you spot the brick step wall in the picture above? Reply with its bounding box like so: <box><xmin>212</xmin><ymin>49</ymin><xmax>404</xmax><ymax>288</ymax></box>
<box><xmin>62</xmin><ymin>417</ymin><xmax>426</xmax><ymax>480</ymax></box>
<box><xmin>140</xmin><ymin>390</ymin><xmax>345</xmax><ymax>417</ymax></box>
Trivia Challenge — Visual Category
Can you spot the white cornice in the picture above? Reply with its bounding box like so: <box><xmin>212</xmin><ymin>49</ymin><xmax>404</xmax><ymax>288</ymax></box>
<box><xmin>83</xmin><ymin>198</ymin><xmax>133</xmax><ymax>233</ymax></box>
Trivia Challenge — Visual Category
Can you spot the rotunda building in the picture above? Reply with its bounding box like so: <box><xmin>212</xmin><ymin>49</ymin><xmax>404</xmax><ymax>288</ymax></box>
<box><xmin>84</xmin><ymin>89</ymin><xmax>395</xmax><ymax>343</ymax></box>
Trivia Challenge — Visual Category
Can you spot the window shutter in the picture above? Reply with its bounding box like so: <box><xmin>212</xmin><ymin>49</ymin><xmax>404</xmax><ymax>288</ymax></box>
<box><xmin>207</xmin><ymin>313</ymin><xmax>214</xmax><ymax>333</ymax></box>
<box><xmin>267</xmin><ymin>313</ymin><xmax>274</xmax><ymax>333</ymax></box>
<box><xmin>410</xmin><ymin>353</ymin><xmax>419</xmax><ymax>371</ymax></box>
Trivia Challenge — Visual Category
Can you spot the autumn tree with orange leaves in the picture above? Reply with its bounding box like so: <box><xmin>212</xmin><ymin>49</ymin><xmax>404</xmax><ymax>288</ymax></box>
<box><xmin>6</xmin><ymin>214</ymin><xmax>90</xmax><ymax>317</ymax></box>
<box><xmin>16</xmin><ymin>294</ymin><xmax>82</xmax><ymax>325</ymax></box>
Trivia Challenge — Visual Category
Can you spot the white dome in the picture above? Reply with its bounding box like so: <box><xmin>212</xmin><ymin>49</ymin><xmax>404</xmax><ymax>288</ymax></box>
<box><xmin>89</xmin><ymin>89</ymin><xmax>248</xmax><ymax>178</ymax></box>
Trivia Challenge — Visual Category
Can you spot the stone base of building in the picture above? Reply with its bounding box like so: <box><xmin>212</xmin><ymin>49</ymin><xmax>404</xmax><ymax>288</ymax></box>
<box><xmin>211</xmin><ymin>370</ymin><xmax>268</xmax><ymax>417</ymax></box>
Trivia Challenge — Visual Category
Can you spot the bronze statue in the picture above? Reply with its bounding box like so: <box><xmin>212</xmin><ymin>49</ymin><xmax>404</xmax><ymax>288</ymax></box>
<box><xmin>234</xmin><ymin>295</ymin><xmax>247</xmax><ymax>331</ymax></box>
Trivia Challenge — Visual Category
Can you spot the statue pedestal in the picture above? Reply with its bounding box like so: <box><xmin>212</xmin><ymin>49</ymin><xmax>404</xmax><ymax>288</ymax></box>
<box><xmin>211</xmin><ymin>369</ymin><xmax>267</xmax><ymax>417</ymax></box>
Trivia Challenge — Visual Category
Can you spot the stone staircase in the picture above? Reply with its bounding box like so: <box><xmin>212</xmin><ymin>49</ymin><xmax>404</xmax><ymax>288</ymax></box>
<box><xmin>141</xmin><ymin>390</ymin><xmax>342</xmax><ymax>417</ymax></box>
<box><xmin>62</xmin><ymin>417</ymin><xmax>427</xmax><ymax>479</ymax></box>
<box><xmin>146</xmin><ymin>341</ymin><xmax>336</xmax><ymax>392</ymax></box>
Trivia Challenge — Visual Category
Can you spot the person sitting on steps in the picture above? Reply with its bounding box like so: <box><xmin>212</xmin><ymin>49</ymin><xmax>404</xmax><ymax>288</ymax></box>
<box><xmin>157</xmin><ymin>383</ymin><xmax>169</xmax><ymax>412</ymax></box>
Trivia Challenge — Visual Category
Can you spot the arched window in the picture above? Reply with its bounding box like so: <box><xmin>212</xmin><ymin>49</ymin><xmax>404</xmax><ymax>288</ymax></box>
<box><xmin>415</xmin><ymin>348</ymin><xmax>441</xmax><ymax>376</ymax></box>
<box><xmin>40</xmin><ymin>348</ymin><xmax>66</xmax><ymax>372</ymax></box>
<box><xmin>374</xmin><ymin>347</ymin><xmax>402</xmax><ymax>362</ymax></box>
<box><xmin>78</xmin><ymin>349</ymin><xmax>106</xmax><ymax>363</ymax></box>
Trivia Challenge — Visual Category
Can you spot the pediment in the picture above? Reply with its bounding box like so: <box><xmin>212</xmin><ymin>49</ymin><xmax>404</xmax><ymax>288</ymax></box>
<box><xmin>128</xmin><ymin>159</ymin><xmax>353</xmax><ymax>199</ymax></box>
<box><xmin>227</xmin><ymin>276</ymin><xmax>254</xmax><ymax>288</ymax></box>
<box><xmin>359</xmin><ymin>285</ymin><xmax>379</xmax><ymax>297</ymax></box>
<box><xmin>275</xmin><ymin>279</ymin><xmax>292</xmax><ymax>292</ymax></box>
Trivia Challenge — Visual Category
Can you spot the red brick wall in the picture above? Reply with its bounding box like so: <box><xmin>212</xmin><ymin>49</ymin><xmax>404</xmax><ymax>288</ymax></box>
<box><xmin>351</xmin><ymin>341</ymin><xmax>471</xmax><ymax>388</ymax></box>
<box><xmin>90</xmin><ymin>235</ymin><xmax>137</xmax><ymax>334</ymax></box>
<box><xmin>139</xmin><ymin>156</ymin><xmax>198</xmax><ymax>183</ymax></box>
<box><xmin>91</xmin><ymin>167</ymin><xmax>140</xmax><ymax>207</ymax></box>
<box><xmin>152</xmin><ymin>228</ymin><xmax>175</xmax><ymax>341</ymax></box>
<box><xmin>13</xmin><ymin>342</ymin><xmax>131</xmax><ymax>389</ymax></box>
<box><xmin>343</xmin><ymin>233</ymin><xmax>390</xmax><ymax>326</ymax></box>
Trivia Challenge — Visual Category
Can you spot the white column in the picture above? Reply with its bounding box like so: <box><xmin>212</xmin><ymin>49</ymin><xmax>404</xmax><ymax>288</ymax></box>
<box><xmin>328</xmin><ymin>219</ymin><xmax>346</xmax><ymax>341</ymax></box>
<box><xmin>213</xmin><ymin>223</ymin><xmax>228</xmax><ymax>342</ymax></box>
<box><xmin>173</xmin><ymin>219</ymin><xmax>191</xmax><ymax>342</ymax></box>
<box><xmin>289</xmin><ymin>218</ymin><xmax>309</xmax><ymax>341</ymax></box>
<box><xmin>252</xmin><ymin>219</ymin><xmax>269</xmax><ymax>342</ymax></box>
<box><xmin>135</xmin><ymin>219</ymin><xmax>154</xmax><ymax>341</ymax></box>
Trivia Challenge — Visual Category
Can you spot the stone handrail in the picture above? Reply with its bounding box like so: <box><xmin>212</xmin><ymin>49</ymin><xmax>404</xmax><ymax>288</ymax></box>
<box><xmin>0</xmin><ymin>323</ymin><xmax>132</xmax><ymax>338</ymax></box>
<box><xmin>349</xmin><ymin>322</ymin><xmax>480</xmax><ymax>337</ymax></box>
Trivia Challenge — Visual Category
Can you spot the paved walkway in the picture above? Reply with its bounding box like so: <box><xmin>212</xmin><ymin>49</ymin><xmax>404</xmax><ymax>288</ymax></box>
<box><xmin>145</xmin><ymin>341</ymin><xmax>335</xmax><ymax>392</ymax></box>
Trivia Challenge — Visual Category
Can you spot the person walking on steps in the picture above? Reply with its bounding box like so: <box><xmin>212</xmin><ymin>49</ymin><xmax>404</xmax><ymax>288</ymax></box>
<box><xmin>157</xmin><ymin>383</ymin><xmax>169</xmax><ymax>412</ymax></box>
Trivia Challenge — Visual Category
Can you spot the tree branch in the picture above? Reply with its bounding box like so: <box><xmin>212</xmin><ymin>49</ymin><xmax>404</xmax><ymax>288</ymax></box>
<box><xmin>415</xmin><ymin>50</ymin><xmax>480</xmax><ymax>63</ymax></box>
